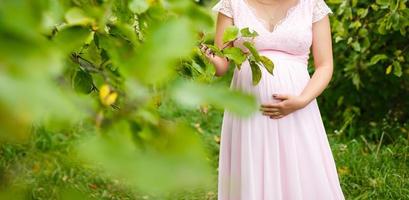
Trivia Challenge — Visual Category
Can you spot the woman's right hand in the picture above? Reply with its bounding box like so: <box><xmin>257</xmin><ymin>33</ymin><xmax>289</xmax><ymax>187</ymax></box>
<box><xmin>200</xmin><ymin>43</ymin><xmax>218</xmax><ymax>63</ymax></box>
<box><xmin>200</xmin><ymin>12</ymin><xmax>233</xmax><ymax>76</ymax></box>
<box><xmin>199</xmin><ymin>43</ymin><xmax>230</xmax><ymax>77</ymax></box>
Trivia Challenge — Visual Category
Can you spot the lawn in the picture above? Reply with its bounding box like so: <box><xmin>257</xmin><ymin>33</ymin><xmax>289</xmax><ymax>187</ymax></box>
<box><xmin>1</xmin><ymin>98</ymin><xmax>408</xmax><ymax>199</ymax></box>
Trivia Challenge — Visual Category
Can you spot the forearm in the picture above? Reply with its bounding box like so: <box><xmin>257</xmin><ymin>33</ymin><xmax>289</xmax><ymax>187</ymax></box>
<box><xmin>299</xmin><ymin>65</ymin><xmax>333</xmax><ymax>105</ymax></box>
<box><xmin>212</xmin><ymin>56</ymin><xmax>230</xmax><ymax>77</ymax></box>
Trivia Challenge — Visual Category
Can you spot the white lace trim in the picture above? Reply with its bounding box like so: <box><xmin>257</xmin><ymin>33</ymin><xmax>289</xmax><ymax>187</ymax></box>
<box><xmin>212</xmin><ymin>0</ymin><xmax>233</xmax><ymax>18</ymax></box>
<box><xmin>312</xmin><ymin>0</ymin><xmax>333</xmax><ymax>23</ymax></box>
<box><xmin>242</xmin><ymin>0</ymin><xmax>302</xmax><ymax>33</ymax></box>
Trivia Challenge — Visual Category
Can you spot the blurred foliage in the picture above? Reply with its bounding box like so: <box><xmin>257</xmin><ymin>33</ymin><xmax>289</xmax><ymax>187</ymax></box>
<box><xmin>318</xmin><ymin>0</ymin><xmax>409</xmax><ymax>142</ymax></box>
<box><xmin>0</xmin><ymin>0</ymin><xmax>259</xmax><ymax>198</ymax></box>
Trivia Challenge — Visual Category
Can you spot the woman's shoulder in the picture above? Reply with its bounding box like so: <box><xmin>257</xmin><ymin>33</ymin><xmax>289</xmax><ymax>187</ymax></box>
<box><xmin>211</xmin><ymin>0</ymin><xmax>237</xmax><ymax>19</ymax></box>
<box><xmin>310</xmin><ymin>0</ymin><xmax>333</xmax><ymax>23</ymax></box>
<box><xmin>297</xmin><ymin>0</ymin><xmax>333</xmax><ymax>23</ymax></box>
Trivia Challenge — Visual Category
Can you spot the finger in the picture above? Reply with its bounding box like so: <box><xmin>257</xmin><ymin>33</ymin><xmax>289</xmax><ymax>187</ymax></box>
<box><xmin>272</xmin><ymin>94</ymin><xmax>289</xmax><ymax>100</ymax></box>
<box><xmin>262</xmin><ymin>111</ymin><xmax>281</xmax><ymax>116</ymax></box>
<box><xmin>270</xmin><ymin>114</ymin><xmax>284</xmax><ymax>119</ymax></box>
<box><xmin>261</xmin><ymin>103</ymin><xmax>282</xmax><ymax>109</ymax></box>
<box><xmin>260</xmin><ymin>109</ymin><xmax>280</xmax><ymax>114</ymax></box>
<box><xmin>200</xmin><ymin>46</ymin><xmax>206</xmax><ymax>53</ymax></box>
<box><xmin>202</xmin><ymin>45</ymin><xmax>209</xmax><ymax>52</ymax></box>
<box><xmin>201</xmin><ymin>48</ymin><xmax>209</xmax><ymax>55</ymax></box>
<box><xmin>206</xmin><ymin>48</ymin><xmax>212</xmax><ymax>55</ymax></box>
<box><xmin>259</xmin><ymin>107</ymin><xmax>279</xmax><ymax>112</ymax></box>
<box><xmin>261</xmin><ymin>110</ymin><xmax>281</xmax><ymax>115</ymax></box>
<box><xmin>200</xmin><ymin>44</ymin><xmax>208</xmax><ymax>51</ymax></box>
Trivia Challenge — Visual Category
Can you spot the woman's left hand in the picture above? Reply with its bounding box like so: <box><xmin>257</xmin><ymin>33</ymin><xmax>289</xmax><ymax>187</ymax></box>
<box><xmin>260</xmin><ymin>94</ymin><xmax>309</xmax><ymax>119</ymax></box>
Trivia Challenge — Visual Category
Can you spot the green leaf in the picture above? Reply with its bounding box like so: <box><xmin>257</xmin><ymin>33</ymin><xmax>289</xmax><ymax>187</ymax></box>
<box><xmin>358</xmin><ymin>28</ymin><xmax>368</xmax><ymax>37</ymax></box>
<box><xmin>369</xmin><ymin>54</ymin><xmax>388</xmax><ymax>65</ymax></box>
<box><xmin>186</xmin><ymin>5</ymin><xmax>214</xmax><ymax>30</ymax></box>
<box><xmin>170</xmin><ymin>79</ymin><xmax>258</xmax><ymax>116</ymax></box>
<box><xmin>376</xmin><ymin>0</ymin><xmax>389</xmax><ymax>8</ymax></box>
<box><xmin>108</xmin><ymin>23</ymin><xmax>139</xmax><ymax>46</ymax></box>
<box><xmin>391</xmin><ymin>12</ymin><xmax>400</xmax><ymax>30</ymax></box>
<box><xmin>357</xmin><ymin>8</ymin><xmax>369</xmax><ymax>18</ymax></box>
<box><xmin>249</xmin><ymin>60</ymin><xmax>262</xmax><ymax>86</ymax></box>
<box><xmin>78</xmin><ymin>120</ymin><xmax>212</xmax><ymax>194</ymax></box>
<box><xmin>53</xmin><ymin>26</ymin><xmax>91</xmax><ymax>54</ymax></box>
<box><xmin>352</xmin><ymin>73</ymin><xmax>361</xmax><ymax>90</ymax></box>
<box><xmin>377</xmin><ymin>20</ymin><xmax>387</xmax><ymax>34</ymax></box>
<box><xmin>351</xmin><ymin>41</ymin><xmax>361</xmax><ymax>52</ymax></box>
<box><xmin>393</xmin><ymin>61</ymin><xmax>402</xmax><ymax>77</ymax></box>
<box><xmin>240</xmin><ymin>27</ymin><xmax>259</xmax><ymax>37</ymax></box>
<box><xmin>73</xmin><ymin>70</ymin><xmax>94</xmax><ymax>94</ymax></box>
<box><xmin>129</xmin><ymin>17</ymin><xmax>196</xmax><ymax>84</ymax></box>
<box><xmin>385</xmin><ymin>64</ymin><xmax>392</xmax><ymax>74</ymax></box>
<box><xmin>349</xmin><ymin>21</ymin><xmax>362</xmax><ymax>29</ymax></box>
<box><xmin>64</xmin><ymin>7</ymin><xmax>94</xmax><ymax>26</ymax></box>
<box><xmin>129</xmin><ymin>0</ymin><xmax>149</xmax><ymax>14</ymax></box>
<box><xmin>243</xmin><ymin>41</ymin><xmax>260</xmax><ymax>61</ymax></box>
<box><xmin>222</xmin><ymin>47</ymin><xmax>247</xmax><ymax>66</ymax></box>
<box><xmin>206</xmin><ymin>44</ymin><xmax>223</xmax><ymax>57</ymax></box>
<box><xmin>222</xmin><ymin>26</ymin><xmax>239</xmax><ymax>44</ymax></box>
<box><xmin>190</xmin><ymin>60</ymin><xmax>204</xmax><ymax>74</ymax></box>
<box><xmin>260</xmin><ymin>56</ymin><xmax>274</xmax><ymax>75</ymax></box>
<box><xmin>0</xmin><ymin>73</ymin><xmax>90</xmax><ymax>134</ymax></box>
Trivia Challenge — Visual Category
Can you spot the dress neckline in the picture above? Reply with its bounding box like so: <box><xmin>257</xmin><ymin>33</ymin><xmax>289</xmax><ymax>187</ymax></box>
<box><xmin>240</xmin><ymin>0</ymin><xmax>302</xmax><ymax>34</ymax></box>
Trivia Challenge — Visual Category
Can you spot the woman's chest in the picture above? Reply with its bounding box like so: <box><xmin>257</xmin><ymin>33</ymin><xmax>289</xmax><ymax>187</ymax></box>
<box><xmin>232</xmin><ymin>0</ymin><xmax>313</xmax><ymax>55</ymax></box>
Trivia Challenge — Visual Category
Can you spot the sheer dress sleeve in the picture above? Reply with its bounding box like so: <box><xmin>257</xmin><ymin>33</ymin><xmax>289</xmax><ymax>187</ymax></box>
<box><xmin>312</xmin><ymin>0</ymin><xmax>333</xmax><ymax>23</ymax></box>
<box><xmin>212</xmin><ymin>0</ymin><xmax>233</xmax><ymax>18</ymax></box>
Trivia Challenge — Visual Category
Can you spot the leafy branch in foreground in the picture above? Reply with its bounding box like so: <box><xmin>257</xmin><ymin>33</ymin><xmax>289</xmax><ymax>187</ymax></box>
<box><xmin>200</xmin><ymin>26</ymin><xmax>275</xmax><ymax>86</ymax></box>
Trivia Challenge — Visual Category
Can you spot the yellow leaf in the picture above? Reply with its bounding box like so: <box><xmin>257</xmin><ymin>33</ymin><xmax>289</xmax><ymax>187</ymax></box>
<box><xmin>337</xmin><ymin>166</ymin><xmax>350</xmax><ymax>176</ymax></box>
<box><xmin>386</xmin><ymin>65</ymin><xmax>392</xmax><ymax>74</ymax></box>
<box><xmin>99</xmin><ymin>84</ymin><xmax>111</xmax><ymax>100</ymax></box>
<box><xmin>214</xmin><ymin>135</ymin><xmax>220</xmax><ymax>144</ymax></box>
<box><xmin>103</xmin><ymin>92</ymin><xmax>118</xmax><ymax>106</ymax></box>
<box><xmin>99</xmin><ymin>84</ymin><xmax>118</xmax><ymax>106</ymax></box>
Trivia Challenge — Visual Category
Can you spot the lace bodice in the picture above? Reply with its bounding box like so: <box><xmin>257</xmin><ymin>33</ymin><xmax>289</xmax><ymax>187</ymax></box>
<box><xmin>212</xmin><ymin>0</ymin><xmax>333</xmax><ymax>61</ymax></box>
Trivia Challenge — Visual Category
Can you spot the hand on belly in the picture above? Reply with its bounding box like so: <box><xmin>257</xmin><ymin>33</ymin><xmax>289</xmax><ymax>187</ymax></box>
<box><xmin>259</xmin><ymin>93</ymin><xmax>309</xmax><ymax>119</ymax></box>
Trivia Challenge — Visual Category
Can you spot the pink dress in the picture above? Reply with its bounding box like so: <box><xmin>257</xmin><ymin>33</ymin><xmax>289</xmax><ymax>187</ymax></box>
<box><xmin>212</xmin><ymin>0</ymin><xmax>345</xmax><ymax>199</ymax></box>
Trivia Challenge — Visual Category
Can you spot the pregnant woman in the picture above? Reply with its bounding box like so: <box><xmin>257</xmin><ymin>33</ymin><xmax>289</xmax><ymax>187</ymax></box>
<box><xmin>201</xmin><ymin>0</ymin><xmax>345</xmax><ymax>199</ymax></box>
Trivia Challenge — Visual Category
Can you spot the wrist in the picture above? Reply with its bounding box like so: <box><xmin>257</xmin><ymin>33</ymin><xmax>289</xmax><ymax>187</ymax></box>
<box><xmin>298</xmin><ymin>94</ymin><xmax>312</xmax><ymax>108</ymax></box>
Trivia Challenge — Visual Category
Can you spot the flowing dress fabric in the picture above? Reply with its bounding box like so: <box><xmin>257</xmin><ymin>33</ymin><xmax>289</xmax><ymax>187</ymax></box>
<box><xmin>212</xmin><ymin>0</ymin><xmax>346</xmax><ymax>199</ymax></box>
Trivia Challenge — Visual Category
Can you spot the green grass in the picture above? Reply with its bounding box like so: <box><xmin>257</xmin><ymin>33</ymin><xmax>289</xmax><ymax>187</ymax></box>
<box><xmin>331</xmin><ymin>135</ymin><xmax>409</xmax><ymax>199</ymax></box>
<box><xmin>1</xmin><ymin>98</ymin><xmax>408</xmax><ymax>199</ymax></box>
<box><xmin>0</xmin><ymin>126</ymin><xmax>138</xmax><ymax>200</ymax></box>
